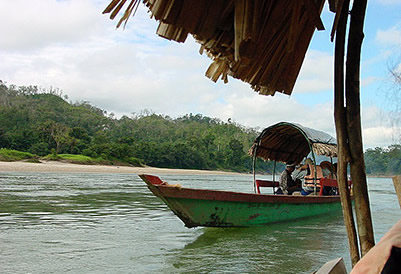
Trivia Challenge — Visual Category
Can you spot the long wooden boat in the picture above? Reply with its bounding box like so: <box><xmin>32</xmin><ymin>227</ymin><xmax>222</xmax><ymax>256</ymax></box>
<box><xmin>139</xmin><ymin>122</ymin><xmax>351</xmax><ymax>228</ymax></box>
<box><xmin>139</xmin><ymin>174</ymin><xmax>343</xmax><ymax>228</ymax></box>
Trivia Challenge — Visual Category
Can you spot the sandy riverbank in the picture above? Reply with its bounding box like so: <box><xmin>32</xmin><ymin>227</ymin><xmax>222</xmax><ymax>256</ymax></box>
<box><xmin>0</xmin><ymin>160</ymin><xmax>242</xmax><ymax>175</ymax></box>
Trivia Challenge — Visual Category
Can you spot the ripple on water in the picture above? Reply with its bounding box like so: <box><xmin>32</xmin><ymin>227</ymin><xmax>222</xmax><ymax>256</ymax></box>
<box><xmin>0</xmin><ymin>173</ymin><xmax>399</xmax><ymax>274</ymax></box>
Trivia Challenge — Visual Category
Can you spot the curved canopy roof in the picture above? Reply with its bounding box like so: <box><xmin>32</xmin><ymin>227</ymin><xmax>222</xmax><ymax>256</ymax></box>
<box><xmin>249</xmin><ymin>122</ymin><xmax>337</xmax><ymax>164</ymax></box>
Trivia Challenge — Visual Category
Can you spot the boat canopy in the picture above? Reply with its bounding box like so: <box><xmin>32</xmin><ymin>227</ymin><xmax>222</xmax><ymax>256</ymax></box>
<box><xmin>249</xmin><ymin>122</ymin><xmax>337</xmax><ymax>164</ymax></box>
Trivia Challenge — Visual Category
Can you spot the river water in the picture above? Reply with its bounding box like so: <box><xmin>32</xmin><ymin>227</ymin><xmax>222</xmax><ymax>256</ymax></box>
<box><xmin>0</xmin><ymin>172</ymin><xmax>399</xmax><ymax>273</ymax></box>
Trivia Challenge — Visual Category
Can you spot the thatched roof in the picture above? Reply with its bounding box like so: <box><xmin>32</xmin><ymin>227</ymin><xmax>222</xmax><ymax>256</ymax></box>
<box><xmin>249</xmin><ymin>122</ymin><xmax>337</xmax><ymax>163</ymax></box>
<box><xmin>103</xmin><ymin>0</ymin><xmax>342</xmax><ymax>96</ymax></box>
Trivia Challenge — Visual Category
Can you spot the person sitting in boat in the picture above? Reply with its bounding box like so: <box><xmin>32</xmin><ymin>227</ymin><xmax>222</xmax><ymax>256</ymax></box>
<box><xmin>276</xmin><ymin>162</ymin><xmax>302</xmax><ymax>195</ymax></box>
<box><xmin>320</xmin><ymin>161</ymin><xmax>338</xmax><ymax>195</ymax></box>
<box><xmin>292</xmin><ymin>159</ymin><xmax>312</xmax><ymax>195</ymax></box>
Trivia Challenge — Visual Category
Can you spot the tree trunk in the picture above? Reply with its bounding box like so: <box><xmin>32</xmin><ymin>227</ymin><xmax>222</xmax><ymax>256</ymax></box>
<box><xmin>345</xmin><ymin>0</ymin><xmax>375</xmax><ymax>257</ymax></box>
<box><xmin>334</xmin><ymin>0</ymin><xmax>360</xmax><ymax>266</ymax></box>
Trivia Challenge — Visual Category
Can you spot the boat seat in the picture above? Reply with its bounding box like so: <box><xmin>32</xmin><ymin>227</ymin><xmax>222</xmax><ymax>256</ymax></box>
<box><xmin>255</xmin><ymin>179</ymin><xmax>279</xmax><ymax>194</ymax></box>
<box><xmin>319</xmin><ymin>178</ymin><xmax>352</xmax><ymax>196</ymax></box>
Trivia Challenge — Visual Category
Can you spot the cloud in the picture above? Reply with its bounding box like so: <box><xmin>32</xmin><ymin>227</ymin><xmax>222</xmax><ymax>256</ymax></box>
<box><xmin>0</xmin><ymin>0</ymin><xmax>110</xmax><ymax>52</ymax></box>
<box><xmin>293</xmin><ymin>50</ymin><xmax>333</xmax><ymax>93</ymax></box>
<box><xmin>376</xmin><ymin>27</ymin><xmax>401</xmax><ymax>47</ymax></box>
<box><xmin>203</xmin><ymin>82</ymin><xmax>336</xmax><ymax>133</ymax></box>
<box><xmin>363</xmin><ymin>127</ymin><xmax>395</xmax><ymax>148</ymax></box>
<box><xmin>376</xmin><ymin>0</ymin><xmax>401</xmax><ymax>5</ymax></box>
<box><xmin>0</xmin><ymin>0</ymin><xmax>398</xmax><ymax>150</ymax></box>
<box><xmin>361</xmin><ymin>105</ymin><xmax>400</xmax><ymax>148</ymax></box>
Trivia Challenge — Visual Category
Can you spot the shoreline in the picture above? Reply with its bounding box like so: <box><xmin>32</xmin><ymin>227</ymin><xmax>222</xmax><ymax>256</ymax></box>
<box><xmin>0</xmin><ymin>160</ymin><xmax>243</xmax><ymax>175</ymax></box>
<box><xmin>0</xmin><ymin>161</ymin><xmax>394</xmax><ymax>178</ymax></box>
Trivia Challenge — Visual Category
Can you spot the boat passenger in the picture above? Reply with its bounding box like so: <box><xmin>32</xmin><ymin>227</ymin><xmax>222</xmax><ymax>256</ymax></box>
<box><xmin>292</xmin><ymin>162</ymin><xmax>311</xmax><ymax>195</ymax></box>
<box><xmin>295</xmin><ymin>158</ymin><xmax>315</xmax><ymax>195</ymax></box>
<box><xmin>320</xmin><ymin>161</ymin><xmax>335</xmax><ymax>178</ymax></box>
<box><xmin>320</xmin><ymin>161</ymin><xmax>338</xmax><ymax>195</ymax></box>
<box><xmin>276</xmin><ymin>162</ymin><xmax>302</xmax><ymax>195</ymax></box>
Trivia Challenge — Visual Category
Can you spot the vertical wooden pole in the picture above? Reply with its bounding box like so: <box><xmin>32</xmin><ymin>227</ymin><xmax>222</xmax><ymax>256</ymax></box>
<box><xmin>393</xmin><ymin>175</ymin><xmax>401</xmax><ymax>209</ymax></box>
<box><xmin>334</xmin><ymin>0</ymin><xmax>360</xmax><ymax>266</ymax></box>
<box><xmin>345</xmin><ymin>0</ymin><xmax>375</xmax><ymax>257</ymax></box>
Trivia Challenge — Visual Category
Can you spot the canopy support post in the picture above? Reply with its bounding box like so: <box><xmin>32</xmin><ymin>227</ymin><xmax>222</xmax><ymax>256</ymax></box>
<box><xmin>252</xmin><ymin>145</ymin><xmax>258</xmax><ymax>193</ymax></box>
<box><xmin>346</xmin><ymin>0</ymin><xmax>375</xmax><ymax>257</ymax></box>
<box><xmin>334</xmin><ymin>0</ymin><xmax>360</xmax><ymax>266</ymax></box>
<box><xmin>273</xmin><ymin>160</ymin><xmax>277</xmax><ymax>194</ymax></box>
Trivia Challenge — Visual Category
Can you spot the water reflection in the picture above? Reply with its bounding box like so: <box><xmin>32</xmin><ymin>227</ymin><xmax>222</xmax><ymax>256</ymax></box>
<box><xmin>168</xmin><ymin>214</ymin><xmax>347</xmax><ymax>273</ymax></box>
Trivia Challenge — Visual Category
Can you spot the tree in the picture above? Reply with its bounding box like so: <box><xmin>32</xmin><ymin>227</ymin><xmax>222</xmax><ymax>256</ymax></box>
<box><xmin>40</xmin><ymin>121</ymin><xmax>72</xmax><ymax>154</ymax></box>
<box><xmin>225</xmin><ymin>138</ymin><xmax>244</xmax><ymax>167</ymax></box>
<box><xmin>387</xmin><ymin>62</ymin><xmax>401</xmax><ymax>144</ymax></box>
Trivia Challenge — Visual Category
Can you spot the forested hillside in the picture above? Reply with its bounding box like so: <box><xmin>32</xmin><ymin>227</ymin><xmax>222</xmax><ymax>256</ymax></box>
<box><xmin>0</xmin><ymin>82</ymin><xmax>399</xmax><ymax>174</ymax></box>
<box><xmin>364</xmin><ymin>145</ymin><xmax>401</xmax><ymax>175</ymax></box>
<box><xmin>0</xmin><ymin>82</ymin><xmax>275</xmax><ymax>172</ymax></box>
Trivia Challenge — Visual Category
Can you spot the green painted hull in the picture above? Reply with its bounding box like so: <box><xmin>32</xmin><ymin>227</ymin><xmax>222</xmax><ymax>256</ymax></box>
<box><xmin>162</xmin><ymin>196</ymin><xmax>342</xmax><ymax>227</ymax></box>
<box><xmin>140</xmin><ymin>174</ymin><xmax>343</xmax><ymax>228</ymax></box>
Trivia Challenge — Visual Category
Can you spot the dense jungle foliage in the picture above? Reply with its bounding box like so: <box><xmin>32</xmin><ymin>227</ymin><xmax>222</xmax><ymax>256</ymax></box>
<box><xmin>0</xmin><ymin>82</ymin><xmax>399</xmax><ymax>175</ymax></box>
<box><xmin>0</xmin><ymin>82</ymin><xmax>275</xmax><ymax>172</ymax></box>
<box><xmin>364</xmin><ymin>145</ymin><xmax>401</xmax><ymax>175</ymax></box>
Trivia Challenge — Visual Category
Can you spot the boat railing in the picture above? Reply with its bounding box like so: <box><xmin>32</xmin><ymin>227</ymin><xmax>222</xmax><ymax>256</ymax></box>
<box><xmin>319</xmin><ymin>178</ymin><xmax>352</xmax><ymax>196</ymax></box>
<box><xmin>256</xmin><ymin>178</ymin><xmax>352</xmax><ymax>196</ymax></box>
<box><xmin>255</xmin><ymin>179</ymin><xmax>279</xmax><ymax>194</ymax></box>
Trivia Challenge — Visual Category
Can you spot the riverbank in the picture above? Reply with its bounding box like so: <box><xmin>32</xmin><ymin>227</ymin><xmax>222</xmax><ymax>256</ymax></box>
<box><xmin>0</xmin><ymin>160</ymin><xmax>242</xmax><ymax>175</ymax></box>
<box><xmin>0</xmin><ymin>160</ymin><xmax>394</xmax><ymax>178</ymax></box>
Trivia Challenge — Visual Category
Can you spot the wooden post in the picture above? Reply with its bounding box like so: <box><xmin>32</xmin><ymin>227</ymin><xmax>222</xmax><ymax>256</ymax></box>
<box><xmin>334</xmin><ymin>0</ymin><xmax>360</xmax><ymax>266</ymax></box>
<box><xmin>345</xmin><ymin>0</ymin><xmax>375</xmax><ymax>257</ymax></box>
<box><xmin>393</xmin><ymin>175</ymin><xmax>401</xmax><ymax>209</ymax></box>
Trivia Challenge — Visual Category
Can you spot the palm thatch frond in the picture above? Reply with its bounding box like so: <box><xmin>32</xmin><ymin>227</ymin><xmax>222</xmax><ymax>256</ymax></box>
<box><xmin>103</xmin><ymin>0</ymin><xmax>337</xmax><ymax>96</ymax></box>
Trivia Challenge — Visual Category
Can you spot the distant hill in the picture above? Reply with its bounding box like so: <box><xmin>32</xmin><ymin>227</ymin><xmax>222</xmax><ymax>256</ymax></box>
<box><xmin>0</xmin><ymin>81</ymin><xmax>399</xmax><ymax>174</ymax></box>
<box><xmin>0</xmin><ymin>82</ymin><xmax>273</xmax><ymax>172</ymax></box>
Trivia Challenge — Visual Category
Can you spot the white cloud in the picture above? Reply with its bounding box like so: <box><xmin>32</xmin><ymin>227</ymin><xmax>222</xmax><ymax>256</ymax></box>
<box><xmin>0</xmin><ymin>0</ymin><xmax>398</xmax><ymax>150</ymax></box>
<box><xmin>361</xmin><ymin>76</ymin><xmax>379</xmax><ymax>87</ymax></box>
<box><xmin>363</xmin><ymin>127</ymin><xmax>395</xmax><ymax>148</ymax></box>
<box><xmin>0</xmin><ymin>0</ymin><xmax>108</xmax><ymax>52</ymax></box>
<box><xmin>376</xmin><ymin>0</ymin><xmax>401</xmax><ymax>5</ymax></box>
<box><xmin>376</xmin><ymin>27</ymin><xmax>401</xmax><ymax>46</ymax></box>
<box><xmin>203</xmin><ymin>81</ymin><xmax>336</xmax><ymax>134</ymax></box>
<box><xmin>361</xmin><ymin>105</ymin><xmax>400</xmax><ymax>148</ymax></box>
<box><xmin>293</xmin><ymin>50</ymin><xmax>333</xmax><ymax>93</ymax></box>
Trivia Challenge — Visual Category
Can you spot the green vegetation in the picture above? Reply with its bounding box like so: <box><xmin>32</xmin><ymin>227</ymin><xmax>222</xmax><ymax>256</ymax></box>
<box><xmin>41</xmin><ymin>154</ymin><xmax>107</xmax><ymax>165</ymax></box>
<box><xmin>0</xmin><ymin>148</ymin><xmax>37</xmax><ymax>162</ymax></box>
<box><xmin>0</xmin><ymin>81</ymin><xmax>273</xmax><ymax>172</ymax></box>
<box><xmin>364</xmin><ymin>145</ymin><xmax>401</xmax><ymax>176</ymax></box>
<box><xmin>0</xmin><ymin>81</ymin><xmax>399</xmax><ymax>174</ymax></box>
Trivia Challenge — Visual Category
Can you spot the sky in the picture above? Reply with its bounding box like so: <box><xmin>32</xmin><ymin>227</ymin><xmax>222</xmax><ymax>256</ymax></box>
<box><xmin>0</xmin><ymin>0</ymin><xmax>400</xmax><ymax>149</ymax></box>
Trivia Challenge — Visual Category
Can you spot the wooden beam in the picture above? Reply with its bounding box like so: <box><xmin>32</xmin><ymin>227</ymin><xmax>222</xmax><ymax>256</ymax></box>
<box><xmin>345</xmin><ymin>0</ymin><xmax>375</xmax><ymax>257</ymax></box>
<box><xmin>334</xmin><ymin>0</ymin><xmax>360</xmax><ymax>266</ymax></box>
<box><xmin>330</xmin><ymin>0</ymin><xmax>345</xmax><ymax>42</ymax></box>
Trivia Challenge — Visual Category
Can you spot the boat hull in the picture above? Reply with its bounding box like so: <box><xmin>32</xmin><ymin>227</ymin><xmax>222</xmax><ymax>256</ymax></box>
<box><xmin>139</xmin><ymin>174</ymin><xmax>343</xmax><ymax>228</ymax></box>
